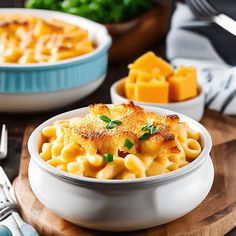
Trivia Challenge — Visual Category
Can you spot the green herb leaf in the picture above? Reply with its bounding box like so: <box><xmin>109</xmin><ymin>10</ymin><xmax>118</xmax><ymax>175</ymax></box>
<box><xmin>26</xmin><ymin>0</ymin><xmax>154</xmax><ymax>24</ymax></box>
<box><xmin>106</xmin><ymin>122</ymin><xmax>117</xmax><ymax>129</ymax></box>
<box><xmin>124</xmin><ymin>138</ymin><xmax>134</xmax><ymax>150</ymax></box>
<box><xmin>138</xmin><ymin>132</ymin><xmax>151</xmax><ymax>141</ymax></box>
<box><xmin>104</xmin><ymin>119</ymin><xmax>122</xmax><ymax>129</ymax></box>
<box><xmin>141</xmin><ymin>122</ymin><xmax>153</xmax><ymax>131</ymax></box>
<box><xmin>141</xmin><ymin>122</ymin><xmax>158</xmax><ymax>137</ymax></box>
<box><xmin>112</xmin><ymin>120</ymin><xmax>122</xmax><ymax>125</ymax></box>
<box><xmin>103</xmin><ymin>153</ymin><xmax>113</xmax><ymax>163</ymax></box>
<box><xmin>150</xmin><ymin>125</ymin><xmax>158</xmax><ymax>134</ymax></box>
<box><xmin>99</xmin><ymin>115</ymin><xmax>111</xmax><ymax>123</ymax></box>
<box><xmin>26</xmin><ymin>0</ymin><xmax>62</xmax><ymax>10</ymax></box>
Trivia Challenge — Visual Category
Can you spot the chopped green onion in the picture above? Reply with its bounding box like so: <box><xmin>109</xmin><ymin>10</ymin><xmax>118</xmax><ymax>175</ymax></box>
<box><xmin>106</xmin><ymin>122</ymin><xmax>117</xmax><ymax>129</ymax></box>
<box><xmin>150</xmin><ymin>125</ymin><xmax>158</xmax><ymax>134</ymax></box>
<box><xmin>124</xmin><ymin>138</ymin><xmax>134</xmax><ymax>150</ymax></box>
<box><xmin>141</xmin><ymin>122</ymin><xmax>153</xmax><ymax>131</ymax></box>
<box><xmin>103</xmin><ymin>153</ymin><xmax>113</xmax><ymax>163</ymax></box>
<box><xmin>138</xmin><ymin>132</ymin><xmax>151</xmax><ymax>141</ymax></box>
<box><xmin>112</xmin><ymin>120</ymin><xmax>122</xmax><ymax>125</ymax></box>
<box><xmin>101</xmin><ymin>118</ymin><xmax>122</xmax><ymax>129</ymax></box>
<box><xmin>140</xmin><ymin>122</ymin><xmax>158</xmax><ymax>139</ymax></box>
<box><xmin>99</xmin><ymin>115</ymin><xmax>111</xmax><ymax>123</ymax></box>
<box><xmin>100</xmin><ymin>115</ymin><xmax>122</xmax><ymax>129</ymax></box>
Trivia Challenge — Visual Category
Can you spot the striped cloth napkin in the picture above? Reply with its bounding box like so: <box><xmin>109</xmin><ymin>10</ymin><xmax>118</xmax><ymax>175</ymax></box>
<box><xmin>167</xmin><ymin>2</ymin><xmax>236</xmax><ymax>115</ymax></box>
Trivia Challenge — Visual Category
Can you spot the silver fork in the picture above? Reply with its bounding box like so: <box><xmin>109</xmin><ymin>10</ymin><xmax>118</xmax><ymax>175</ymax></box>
<box><xmin>186</xmin><ymin>0</ymin><xmax>236</xmax><ymax>36</ymax></box>
<box><xmin>0</xmin><ymin>182</ymin><xmax>18</xmax><ymax>222</ymax></box>
<box><xmin>0</xmin><ymin>167</ymin><xmax>39</xmax><ymax>236</ymax></box>
<box><xmin>0</xmin><ymin>124</ymin><xmax>7</xmax><ymax>160</ymax></box>
<box><xmin>0</xmin><ymin>167</ymin><xmax>18</xmax><ymax>236</ymax></box>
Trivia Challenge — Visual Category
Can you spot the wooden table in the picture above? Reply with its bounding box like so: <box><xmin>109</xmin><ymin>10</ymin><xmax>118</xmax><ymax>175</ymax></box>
<box><xmin>0</xmin><ymin>3</ymin><xmax>235</xmax><ymax>232</ymax></box>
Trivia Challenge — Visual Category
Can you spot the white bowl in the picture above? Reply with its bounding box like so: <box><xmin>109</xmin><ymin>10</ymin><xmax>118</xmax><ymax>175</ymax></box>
<box><xmin>110</xmin><ymin>78</ymin><xmax>205</xmax><ymax>121</ymax></box>
<box><xmin>28</xmin><ymin>105</ymin><xmax>213</xmax><ymax>231</ymax></box>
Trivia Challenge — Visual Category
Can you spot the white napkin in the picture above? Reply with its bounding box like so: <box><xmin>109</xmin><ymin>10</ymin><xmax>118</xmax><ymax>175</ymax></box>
<box><xmin>167</xmin><ymin>3</ymin><xmax>236</xmax><ymax>115</ymax></box>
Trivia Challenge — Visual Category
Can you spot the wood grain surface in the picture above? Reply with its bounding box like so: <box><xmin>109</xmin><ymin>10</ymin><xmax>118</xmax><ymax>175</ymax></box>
<box><xmin>13</xmin><ymin>110</ymin><xmax>236</xmax><ymax>236</ymax></box>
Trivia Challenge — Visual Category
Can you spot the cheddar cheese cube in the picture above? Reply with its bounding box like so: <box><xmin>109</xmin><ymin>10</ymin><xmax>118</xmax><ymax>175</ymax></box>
<box><xmin>175</xmin><ymin>66</ymin><xmax>196</xmax><ymax>77</ymax></box>
<box><xmin>136</xmin><ymin>71</ymin><xmax>165</xmax><ymax>83</ymax></box>
<box><xmin>168</xmin><ymin>66</ymin><xmax>197</xmax><ymax>101</ymax></box>
<box><xmin>127</xmin><ymin>69</ymin><xmax>165</xmax><ymax>83</ymax></box>
<box><xmin>127</xmin><ymin>70</ymin><xmax>138</xmax><ymax>83</ymax></box>
<box><xmin>135</xmin><ymin>81</ymin><xmax>169</xmax><ymax>103</ymax></box>
<box><xmin>124</xmin><ymin>52</ymin><xmax>198</xmax><ymax>104</ymax></box>
<box><xmin>125</xmin><ymin>81</ymin><xmax>135</xmax><ymax>100</ymax></box>
<box><xmin>128</xmin><ymin>52</ymin><xmax>173</xmax><ymax>77</ymax></box>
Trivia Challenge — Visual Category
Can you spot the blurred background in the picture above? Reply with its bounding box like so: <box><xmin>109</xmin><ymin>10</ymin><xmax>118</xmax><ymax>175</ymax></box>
<box><xmin>0</xmin><ymin>0</ymin><xmax>24</xmax><ymax>7</ymax></box>
<box><xmin>0</xmin><ymin>0</ymin><xmax>174</xmax><ymax>62</ymax></box>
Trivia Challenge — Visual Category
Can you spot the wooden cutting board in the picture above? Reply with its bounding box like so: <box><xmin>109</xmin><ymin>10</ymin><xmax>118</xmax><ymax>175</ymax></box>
<box><xmin>13</xmin><ymin>110</ymin><xmax>236</xmax><ymax>236</ymax></box>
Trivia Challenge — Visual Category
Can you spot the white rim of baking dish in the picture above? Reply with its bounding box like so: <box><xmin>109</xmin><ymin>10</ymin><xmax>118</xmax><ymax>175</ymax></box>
<box><xmin>0</xmin><ymin>8</ymin><xmax>112</xmax><ymax>69</ymax></box>
<box><xmin>110</xmin><ymin>78</ymin><xmax>204</xmax><ymax>107</ymax></box>
<box><xmin>28</xmin><ymin>105</ymin><xmax>212</xmax><ymax>187</ymax></box>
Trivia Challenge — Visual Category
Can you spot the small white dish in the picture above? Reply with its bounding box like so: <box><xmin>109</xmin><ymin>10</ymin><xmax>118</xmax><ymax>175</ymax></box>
<box><xmin>28</xmin><ymin>105</ymin><xmax>213</xmax><ymax>231</ymax></box>
<box><xmin>110</xmin><ymin>78</ymin><xmax>205</xmax><ymax>121</ymax></box>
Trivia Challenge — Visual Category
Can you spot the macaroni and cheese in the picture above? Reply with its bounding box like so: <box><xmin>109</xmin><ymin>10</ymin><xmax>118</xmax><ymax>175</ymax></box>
<box><xmin>40</xmin><ymin>102</ymin><xmax>202</xmax><ymax>180</ymax></box>
<box><xmin>0</xmin><ymin>14</ymin><xmax>95</xmax><ymax>64</ymax></box>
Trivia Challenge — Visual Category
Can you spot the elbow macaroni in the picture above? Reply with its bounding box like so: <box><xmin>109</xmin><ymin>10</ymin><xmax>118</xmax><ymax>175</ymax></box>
<box><xmin>39</xmin><ymin>103</ymin><xmax>202</xmax><ymax>180</ymax></box>
<box><xmin>0</xmin><ymin>15</ymin><xmax>95</xmax><ymax>64</ymax></box>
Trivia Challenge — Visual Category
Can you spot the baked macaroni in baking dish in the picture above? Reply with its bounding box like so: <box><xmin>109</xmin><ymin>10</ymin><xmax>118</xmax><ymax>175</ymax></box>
<box><xmin>40</xmin><ymin>103</ymin><xmax>202</xmax><ymax>179</ymax></box>
<box><xmin>0</xmin><ymin>14</ymin><xmax>95</xmax><ymax>64</ymax></box>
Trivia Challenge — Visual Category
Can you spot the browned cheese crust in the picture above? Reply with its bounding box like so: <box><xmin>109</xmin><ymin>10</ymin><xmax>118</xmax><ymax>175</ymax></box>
<box><xmin>71</xmin><ymin>102</ymin><xmax>180</xmax><ymax>158</ymax></box>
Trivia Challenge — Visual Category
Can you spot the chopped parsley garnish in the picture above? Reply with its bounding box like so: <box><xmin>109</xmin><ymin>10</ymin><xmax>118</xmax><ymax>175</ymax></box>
<box><xmin>139</xmin><ymin>122</ymin><xmax>159</xmax><ymax>140</ymax></box>
<box><xmin>99</xmin><ymin>115</ymin><xmax>111</xmax><ymax>123</ymax></box>
<box><xmin>138</xmin><ymin>132</ymin><xmax>151</xmax><ymax>141</ymax></box>
<box><xmin>100</xmin><ymin>114</ymin><xmax>122</xmax><ymax>129</ymax></box>
<box><xmin>103</xmin><ymin>153</ymin><xmax>114</xmax><ymax>163</ymax></box>
<box><xmin>150</xmin><ymin>125</ymin><xmax>158</xmax><ymax>134</ymax></box>
<box><xmin>106</xmin><ymin>122</ymin><xmax>117</xmax><ymax>129</ymax></box>
<box><xmin>112</xmin><ymin>120</ymin><xmax>122</xmax><ymax>125</ymax></box>
<box><xmin>124</xmin><ymin>138</ymin><xmax>134</xmax><ymax>150</ymax></box>
<box><xmin>141</xmin><ymin>122</ymin><xmax>153</xmax><ymax>131</ymax></box>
